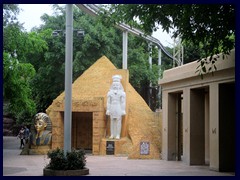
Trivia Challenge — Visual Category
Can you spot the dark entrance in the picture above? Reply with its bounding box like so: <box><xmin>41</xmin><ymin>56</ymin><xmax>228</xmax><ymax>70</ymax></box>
<box><xmin>190</xmin><ymin>88</ymin><xmax>205</xmax><ymax>165</ymax></box>
<box><xmin>219</xmin><ymin>83</ymin><xmax>235</xmax><ymax>172</ymax></box>
<box><xmin>176</xmin><ymin>93</ymin><xmax>183</xmax><ymax>161</ymax></box>
<box><xmin>167</xmin><ymin>92</ymin><xmax>183</xmax><ymax>161</ymax></box>
<box><xmin>72</xmin><ymin>112</ymin><xmax>93</xmax><ymax>152</ymax></box>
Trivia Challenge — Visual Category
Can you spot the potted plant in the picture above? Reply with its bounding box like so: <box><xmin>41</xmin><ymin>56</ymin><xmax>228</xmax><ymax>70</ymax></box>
<box><xmin>43</xmin><ymin>148</ymin><xmax>89</xmax><ymax>176</ymax></box>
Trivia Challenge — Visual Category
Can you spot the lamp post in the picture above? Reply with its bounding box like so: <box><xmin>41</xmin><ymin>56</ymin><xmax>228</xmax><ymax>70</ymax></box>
<box><xmin>62</xmin><ymin>4</ymin><xmax>84</xmax><ymax>156</ymax></box>
<box><xmin>52</xmin><ymin>8</ymin><xmax>84</xmax><ymax>154</ymax></box>
<box><xmin>64</xmin><ymin>4</ymin><xmax>73</xmax><ymax>156</ymax></box>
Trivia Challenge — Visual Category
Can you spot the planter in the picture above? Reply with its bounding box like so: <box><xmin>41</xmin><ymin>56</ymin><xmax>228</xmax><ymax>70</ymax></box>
<box><xmin>43</xmin><ymin>167</ymin><xmax>89</xmax><ymax>176</ymax></box>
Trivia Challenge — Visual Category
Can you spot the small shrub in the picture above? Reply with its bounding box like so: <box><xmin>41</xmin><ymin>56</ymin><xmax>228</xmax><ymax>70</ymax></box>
<box><xmin>46</xmin><ymin>148</ymin><xmax>86</xmax><ymax>170</ymax></box>
<box><xmin>66</xmin><ymin>149</ymin><xmax>86</xmax><ymax>170</ymax></box>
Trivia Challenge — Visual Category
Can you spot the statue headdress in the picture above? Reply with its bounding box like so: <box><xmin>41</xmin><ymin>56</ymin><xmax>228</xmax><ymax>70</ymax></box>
<box><xmin>112</xmin><ymin>75</ymin><xmax>122</xmax><ymax>82</ymax></box>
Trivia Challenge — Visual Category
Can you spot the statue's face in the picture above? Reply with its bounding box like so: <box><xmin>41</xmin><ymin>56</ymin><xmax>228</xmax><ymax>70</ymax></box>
<box><xmin>112</xmin><ymin>82</ymin><xmax>120</xmax><ymax>90</ymax></box>
<box><xmin>34</xmin><ymin>119</ymin><xmax>47</xmax><ymax>133</ymax></box>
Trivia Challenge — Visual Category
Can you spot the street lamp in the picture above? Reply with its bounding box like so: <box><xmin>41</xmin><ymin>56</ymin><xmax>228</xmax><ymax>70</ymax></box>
<box><xmin>77</xmin><ymin>29</ymin><xmax>84</xmax><ymax>37</ymax></box>
<box><xmin>52</xmin><ymin>30</ymin><xmax>61</xmax><ymax>37</ymax></box>
<box><xmin>51</xmin><ymin>6</ymin><xmax>85</xmax><ymax>156</ymax></box>
<box><xmin>52</xmin><ymin>29</ymin><xmax>85</xmax><ymax>38</ymax></box>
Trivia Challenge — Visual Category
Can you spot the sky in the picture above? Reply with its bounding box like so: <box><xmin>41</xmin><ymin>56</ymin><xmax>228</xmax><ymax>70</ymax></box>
<box><xmin>17</xmin><ymin>4</ymin><xmax>174</xmax><ymax>47</ymax></box>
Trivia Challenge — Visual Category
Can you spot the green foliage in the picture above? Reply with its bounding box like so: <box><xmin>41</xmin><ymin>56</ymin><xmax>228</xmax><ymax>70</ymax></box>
<box><xmin>24</xmin><ymin>31</ymin><xmax>49</xmax><ymax>55</ymax></box>
<box><xmin>30</xmin><ymin>5</ymin><xmax>161</xmax><ymax>111</ymax></box>
<box><xmin>104</xmin><ymin>4</ymin><xmax>235</xmax><ymax>75</ymax></box>
<box><xmin>66</xmin><ymin>149</ymin><xmax>86</xmax><ymax>170</ymax></box>
<box><xmin>182</xmin><ymin>40</ymin><xmax>204</xmax><ymax>64</ymax></box>
<box><xmin>3</xmin><ymin>4</ymin><xmax>21</xmax><ymax>27</ymax></box>
<box><xmin>3</xmin><ymin>4</ymin><xmax>163</xmax><ymax>118</ymax></box>
<box><xmin>3</xmin><ymin>23</ymin><xmax>25</xmax><ymax>58</ymax></box>
<box><xmin>47</xmin><ymin>148</ymin><xmax>67</xmax><ymax>170</ymax></box>
<box><xmin>29</xmin><ymin>5</ymin><xmax>121</xmax><ymax>111</ymax></box>
<box><xmin>46</xmin><ymin>148</ymin><xmax>86</xmax><ymax>170</ymax></box>
<box><xmin>3</xmin><ymin>4</ymin><xmax>50</xmax><ymax>124</ymax></box>
<box><xmin>3</xmin><ymin>52</ymin><xmax>36</xmax><ymax>124</ymax></box>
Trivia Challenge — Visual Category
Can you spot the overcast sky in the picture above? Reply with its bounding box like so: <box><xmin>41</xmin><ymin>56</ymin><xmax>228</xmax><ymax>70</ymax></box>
<box><xmin>17</xmin><ymin>4</ymin><xmax>174</xmax><ymax>47</ymax></box>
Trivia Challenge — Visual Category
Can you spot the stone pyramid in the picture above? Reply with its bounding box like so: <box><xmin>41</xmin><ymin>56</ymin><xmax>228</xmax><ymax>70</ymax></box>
<box><xmin>47</xmin><ymin>56</ymin><xmax>161</xmax><ymax>159</ymax></box>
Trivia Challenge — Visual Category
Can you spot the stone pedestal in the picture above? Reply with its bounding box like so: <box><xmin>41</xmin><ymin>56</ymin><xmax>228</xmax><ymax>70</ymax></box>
<box><xmin>100</xmin><ymin>137</ymin><xmax>132</xmax><ymax>156</ymax></box>
<box><xmin>29</xmin><ymin>145</ymin><xmax>51</xmax><ymax>155</ymax></box>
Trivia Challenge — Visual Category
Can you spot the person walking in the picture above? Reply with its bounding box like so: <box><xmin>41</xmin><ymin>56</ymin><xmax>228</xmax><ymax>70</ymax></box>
<box><xmin>24</xmin><ymin>125</ymin><xmax>30</xmax><ymax>144</ymax></box>
<box><xmin>17</xmin><ymin>127</ymin><xmax>25</xmax><ymax>149</ymax></box>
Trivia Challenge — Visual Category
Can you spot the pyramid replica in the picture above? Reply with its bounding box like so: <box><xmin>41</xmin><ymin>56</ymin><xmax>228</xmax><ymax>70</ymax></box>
<box><xmin>46</xmin><ymin>56</ymin><xmax>161</xmax><ymax>159</ymax></box>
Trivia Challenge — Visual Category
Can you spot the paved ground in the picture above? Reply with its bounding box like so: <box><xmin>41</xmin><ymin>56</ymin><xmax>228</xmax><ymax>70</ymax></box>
<box><xmin>3</xmin><ymin>136</ymin><xmax>235</xmax><ymax>176</ymax></box>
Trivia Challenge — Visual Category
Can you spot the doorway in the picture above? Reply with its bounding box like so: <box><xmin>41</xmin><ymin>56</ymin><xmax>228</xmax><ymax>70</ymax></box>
<box><xmin>72</xmin><ymin>112</ymin><xmax>93</xmax><ymax>152</ymax></box>
<box><xmin>219</xmin><ymin>82</ymin><xmax>235</xmax><ymax>172</ymax></box>
<box><xmin>176</xmin><ymin>93</ymin><xmax>183</xmax><ymax>161</ymax></box>
<box><xmin>190</xmin><ymin>87</ymin><xmax>209</xmax><ymax>165</ymax></box>
<box><xmin>167</xmin><ymin>92</ymin><xmax>183</xmax><ymax>161</ymax></box>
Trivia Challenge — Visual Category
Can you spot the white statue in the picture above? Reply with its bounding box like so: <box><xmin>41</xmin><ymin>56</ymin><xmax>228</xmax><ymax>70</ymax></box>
<box><xmin>106</xmin><ymin>75</ymin><xmax>126</xmax><ymax>139</ymax></box>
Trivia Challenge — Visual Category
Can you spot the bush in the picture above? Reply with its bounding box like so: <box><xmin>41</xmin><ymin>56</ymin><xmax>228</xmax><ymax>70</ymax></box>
<box><xmin>46</xmin><ymin>148</ymin><xmax>86</xmax><ymax>170</ymax></box>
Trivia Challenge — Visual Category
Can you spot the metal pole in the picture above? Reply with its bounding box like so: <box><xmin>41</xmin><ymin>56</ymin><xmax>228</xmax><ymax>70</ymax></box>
<box><xmin>158</xmin><ymin>48</ymin><xmax>162</xmax><ymax>109</ymax></box>
<box><xmin>122</xmin><ymin>30</ymin><xmax>128</xmax><ymax>69</ymax></box>
<box><xmin>148</xmin><ymin>42</ymin><xmax>152</xmax><ymax>107</ymax></box>
<box><xmin>148</xmin><ymin>42</ymin><xmax>152</xmax><ymax>69</ymax></box>
<box><xmin>158</xmin><ymin>48</ymin><xmax>162</xmax><ymax>78</ymax></box>
<box><xmin>173</xmin><ymin>38</ymin><xmax>175</xmax><ymax>67</ymax></box>
<box><xmin>182</xmin><ymin>44</ymin><xmax>184</xmax><ymax>65</ymax></box>
<box><xmin>64</xmin><ymin>4</ymin><xmax>73</xmax><ymax>156</ymax></box>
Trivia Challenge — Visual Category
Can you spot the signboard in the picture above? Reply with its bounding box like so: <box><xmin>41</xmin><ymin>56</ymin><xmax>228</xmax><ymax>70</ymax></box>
<box><xmin>140</xmin><ymin>141</ymin><xmax>150</xmax><ymax>155</ymax></box>
<box><xmin>106</xmin><ymin>141</ymin><xmax>115</xmax><ymax>155</ymax></box>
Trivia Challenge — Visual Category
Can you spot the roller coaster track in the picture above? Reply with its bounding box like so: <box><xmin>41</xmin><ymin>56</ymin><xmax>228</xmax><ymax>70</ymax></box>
<box><xmin>75</xmin><ymin>4</ymin><xmax>177</xmax><ymax>62</ymax></box>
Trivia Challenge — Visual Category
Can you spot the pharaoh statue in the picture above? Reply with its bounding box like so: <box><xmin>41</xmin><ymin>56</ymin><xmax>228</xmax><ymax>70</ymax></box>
<box><xmin>30</xmin><ymin>112</ymin><xmax>52</xmax><ymax>146</ymax></box>
<box><xmin>106</xmin><ymin>75</ymin><xmax>126</xmax><ymax>139</ymax></box>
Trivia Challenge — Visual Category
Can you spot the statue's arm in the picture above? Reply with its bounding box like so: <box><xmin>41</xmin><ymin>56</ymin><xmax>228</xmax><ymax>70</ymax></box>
<box><xmin>106</xmin><ymin>92</ymin><xmax>111</xmax><ymax>115</ymax></box>
<box><xmin>121</xmin><ymin>92</ymin><xmax>126</xmax><ymax>115</ymax></box>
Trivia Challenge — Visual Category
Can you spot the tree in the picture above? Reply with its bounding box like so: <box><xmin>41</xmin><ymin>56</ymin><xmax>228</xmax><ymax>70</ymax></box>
<box><xmin>182</xmin><ymin>40</ymin><xmax>206</xmax><ymax>64</ymax></box>
<box><xmin>102</xmin><ymin>4</ymin><xmax>235</xmax><ymax>76</ymax></box>
<box><xmin>3</xmin><ymin>4</ymin><xmax>48</xmax><ymax>125</ymax></box>
<box><xmin>3</xmin><ymin>52</ymin><xmax>36</xmax><ymax>124</ymax></box>
<box><xmin>29</xmin><ymin>5</ymin><xmax>123</xmax><ymax>111</ymax></box>
<box><xmin>30</xmin><ymin>5</ymin><xmax>160</xmax><ymax>111</ymax></box>
<box><xmin>3</xmin><ymin>4</ymin><xmax>21</xmax><ymax>27</ymax></box>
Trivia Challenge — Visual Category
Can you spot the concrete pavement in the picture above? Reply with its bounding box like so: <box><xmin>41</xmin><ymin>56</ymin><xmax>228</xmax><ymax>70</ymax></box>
<box><xmin>3</xmin><ymin>136</ymin><xmax>235</xmax><ymax>176</ymax></box>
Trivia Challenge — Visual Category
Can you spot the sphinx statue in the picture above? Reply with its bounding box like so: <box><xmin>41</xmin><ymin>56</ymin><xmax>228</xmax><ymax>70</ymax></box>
<box><xmin>30</xmin><ymin>112</ymin><xmax>52</xmax><ymax>147</ymax></box>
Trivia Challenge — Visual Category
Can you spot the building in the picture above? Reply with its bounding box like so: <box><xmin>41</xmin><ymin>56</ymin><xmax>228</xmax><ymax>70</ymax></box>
<box><xmin>159</xmin><ymin>50</ymin><xmax>235</xmax><ymax>172</ymax></box>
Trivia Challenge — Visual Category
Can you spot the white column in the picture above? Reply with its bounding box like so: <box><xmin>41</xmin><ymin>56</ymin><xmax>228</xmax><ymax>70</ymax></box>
<box><xmin>161</xmin><ymin>90</ymin><xmax>168</xmax><ymax>160</ymax></box>
<box><xmin>148</xmin><ymin>42</ymin><xmax>152</xmax><ymax>69</ymax></box>
<box><xmin>158</xmin><ymin>48</ymin><xmax>162</xmax><ymax>66</ymax></box>
<box><xmin>64</xmin><ymin>4</ymin><xmax>73</xmax><ymax>155</ymax></box>
<box><xmin>209</xmin><ymin>83</ymin><xmax>219</xmax><ymax>171</ymax></box>
<box><xmin>182</xmin><ymin>88</ymin><xmax>190</xmax><ymax>165</ymax></box>
<box><xmin>122</xmin><ymin>30</ymin><xmax>128</xmax><ymax>69</ymax></box>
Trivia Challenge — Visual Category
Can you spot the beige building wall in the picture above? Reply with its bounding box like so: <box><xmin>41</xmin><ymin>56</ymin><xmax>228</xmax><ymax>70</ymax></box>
<box><xmin>159</xmin><ymin>50</ymin><xmax>235</xmax><ymax>171</ymax></box>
